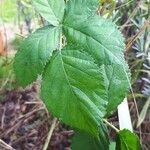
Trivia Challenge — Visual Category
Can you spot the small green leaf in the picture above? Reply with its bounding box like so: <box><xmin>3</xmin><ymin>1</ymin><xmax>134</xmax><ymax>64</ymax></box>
<box><xmin>116</xmin><ymin>129</ymin><xmax>142</xmax><ymax>150</ymax></box>
<box><xmin>41</xmin><ymin>46</ymin><xmax>108</xmax><ymax>137</ymax></box>
<box><xmin>14</xmin><ymin>26</ymin><xmax>61</xmax><ymax>87</ymax></box>
<box><xmin>33</xmin><ymin>0</ymin><xmax>65</xmax><ymax>26</ymax></box>
<box><xmin>72</xmin><ymin>128</ymin><xmax>109</xmax><ymax>150</ymax></box>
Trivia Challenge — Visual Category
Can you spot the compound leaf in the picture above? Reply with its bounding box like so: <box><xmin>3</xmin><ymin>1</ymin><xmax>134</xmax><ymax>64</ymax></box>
<box><xmin>41</xmin><ymin>45</ymin><xmax>108</xmax><ymax>137</ymax></box>
<box><xmin>116</xmin><ymin>129</ymin><xmax>142</xmax><ymax>150</ymax></box>
<box><xmin>33</xmin><ymin>0</ymin><xmax>65</xmax><ymax>26</ymax></box>
<box><xmin>14</xmin><ymin>26</ymin><xmax>61</xmax><ymax>87</ymax></box>
<box><xmin>14</xmin><ymin>1</ymin><xmax>133</xmax><ymax>149</ymax></box>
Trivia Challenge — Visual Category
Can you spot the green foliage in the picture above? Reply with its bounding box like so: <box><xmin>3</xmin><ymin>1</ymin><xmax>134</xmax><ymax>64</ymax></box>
<box><xmin>116</xmin><ymin>129</ymin><xmax>142</xmax><ymax>150</ymax></box>
<box><xmin>0</xmin><ymin>0</ymin><xmax>17</xmax><ymax>22</ymax></box>
<box><xmin>11</xmin><ymin>36</ymin><xmax>24</xmax><ymax>50</ymax></box>
<box><xmin>0</xmin><ymin>57</ymin><xmax>12</xmax><ymax>79</ymax></box>
<box><xmin>99</xmin><ymin>0</ymin><xmax>116</xmax><ymax>17</ymax></box>
<box><xmin>0</xmin><ymin>57</ymin><xmax>15</xmax><ymax>93</ymax></box>
<box><xmin>14</xmin><ymin>0</ymin><xmax>141</xmax><ymax>149</ymax></box>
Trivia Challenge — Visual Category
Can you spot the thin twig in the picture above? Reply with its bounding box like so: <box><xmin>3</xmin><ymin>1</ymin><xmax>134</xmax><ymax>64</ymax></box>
<box><xmin>123</xmin><ymin>67</ymin><xmax>142</xmax><ymax>142</ymax></box>
<box><xmin>125</xmin><ymin>18</ymin><xmax>150</xmax><ymax>53</ymax></box>
<box><xmin>16</xmin><ymin>106</ymin><xmax>44</xmax><ymax>122</ymax></box>
<box><xmin>0</xmin><ymin>107</ymin><xmax>44</xmax><ymax>138</ymax></box>
<box><xmin>116</xmin><ymin>0</ymin><xmax>134</xmax><ymax>9</ymax></box>
<box><xmin>0</xmin><ymin>139</ymin><xmax>15</xmax><ymax>150</ymax></box>
<box><xmin>120</xmin><ymin>7</ymin><xmax>138</xmax><ymax>31</ymax></box>
<box><xmin>130</xmin><ymin>83</ymin><xmax>142</xmax><ymax>141</ymax></box>
<box><xmin>0</xmin><ymin>120</ymin><xmax>23</xmax><ymax>138</ymax></box>
<box><xmin>0</xmin><ymin>77</ymin><xmax>10</xmax><ymax>91</ymax></box>
<box><xmin>43</xmin><ymin>118</ymin><xmax>57</xmax><ymax>150</ymax></box>
<box><xmin>12</xmin><ymin>130</ymin><xmax>37</xmax><ymax>145</ymax></box>
<box><xmin>15</xmin><ymin>33</ymin><xmax>26</xmax><ymax>38</ymax></box>
<box><xmin>1</xmin><ymin>106</ymin><xmax>6</xmax><ymax>129</ymax></box>
<box><xmin>103</xmin><ymin>119</ymin><xmax>119</xmax><ymax>133</ymax></box>
<box><xmin>25</xmin><ymin>101</ymin><xmax>42</xmax><ymax>105</ymax></box>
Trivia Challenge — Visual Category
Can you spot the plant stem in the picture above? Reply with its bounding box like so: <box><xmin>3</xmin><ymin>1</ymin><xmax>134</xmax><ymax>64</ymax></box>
<box><xmin>103</xmin><ymin>119</ymin><xmax>119</xmax><ymax>133</ymax></box>
<box><xmin>59</xmin><ymin>33</ymin><xmax>63</xmax><ymax>51</ymax></box>
<box><xmin>43</xmin><ymin>118</ymin><xmax>57</xmax><ymax>150</ymax></box>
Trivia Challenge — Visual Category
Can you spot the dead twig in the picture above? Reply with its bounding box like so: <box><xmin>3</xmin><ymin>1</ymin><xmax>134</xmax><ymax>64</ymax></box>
<box><xmin>12</xmin><ymin>130</ymin><xmax>37</xmax><ymax>145</ymax></box>
<box><xmin>25</xmin><ymin>101</ymin><xmax>42</xmax><ymax>105</ymax></box>
<box><xmin>120</xmin><ymin>6</ymin><xmax>138</xmax><ymax>31</ymax></box>
<box><xmin>0</xmin><ymin>139</ymin><xmax>15</xmax><ymax>150</ymax></box>
<box><xmin>125</xmin><ymin>18</ymin><xmax>150</xmax><ymax>53</ymax></box>
<box><xmin>43</xmin><ymin>118</ymin><xmax>57</xmax><ymax>150</ymax></box>
<box><xmin>0</xmin><ymin>120</ymin><xmax>24</xmax><ymax>138</ymax></box>
<box><xmin>0</xmin><ymin>107</ymin><xmax>45</xmax><ymax>138</ymax></box>
<box><xmin>1</xmin><ymin>106</ymin><xmax>6</xmax><ymax>129</ymax></box>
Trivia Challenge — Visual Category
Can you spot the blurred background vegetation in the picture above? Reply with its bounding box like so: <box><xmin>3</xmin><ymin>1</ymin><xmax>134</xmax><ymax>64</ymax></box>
<box><xmin>0</xmin><ymin>0</ymin><xmax>150</xmax><ymax>149</ymax></box>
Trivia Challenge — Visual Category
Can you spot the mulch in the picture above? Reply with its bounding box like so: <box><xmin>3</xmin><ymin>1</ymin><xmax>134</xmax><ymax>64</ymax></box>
<box><xmin>0</xmin><ymin>87</ymin><xmax>73</xmax><ymax>150</ymax></box>
<box><xmin>0</xmin><ymin>87</ymin><xmax>149</xmax><ymax>150</ymax></box>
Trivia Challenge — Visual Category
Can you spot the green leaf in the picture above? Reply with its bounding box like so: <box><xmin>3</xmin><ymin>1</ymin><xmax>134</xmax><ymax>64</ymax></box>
<box><xmin>41</xmin><ymin>45</ymin><xmax>108</xmax><ymax>137</ymax></box>
<box><xmin>63</xmin><ymin>15</ymin><xmax>125</xmax><ymax>65</ymax></box>
<box><xmin>65</xmin><ymin>0</ymin><xmax>99</xmax><ymax>17</ymax></box>
<box><xmin>116</xmin><ymin>129</ymin><xmax>142</xmax><ymax>150</ymax></box>
<box><xmin>14</xmin><ymin>26</ymin><xmax>61</xmax><ymax>87</ymax></box>
<box><xmin>33</xmin><ymin>0</ymin><xmax>65</xmax><ymax>26</ymax></box>
<box><xmin>71</xmin><ymin>129</ymin><xmax>109</xmax><ymax>150</ymax></box>
<box><xmin>63</xmin><ymin>15</ymin><xmax>129</xmax><ymax>115</ymax></box>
